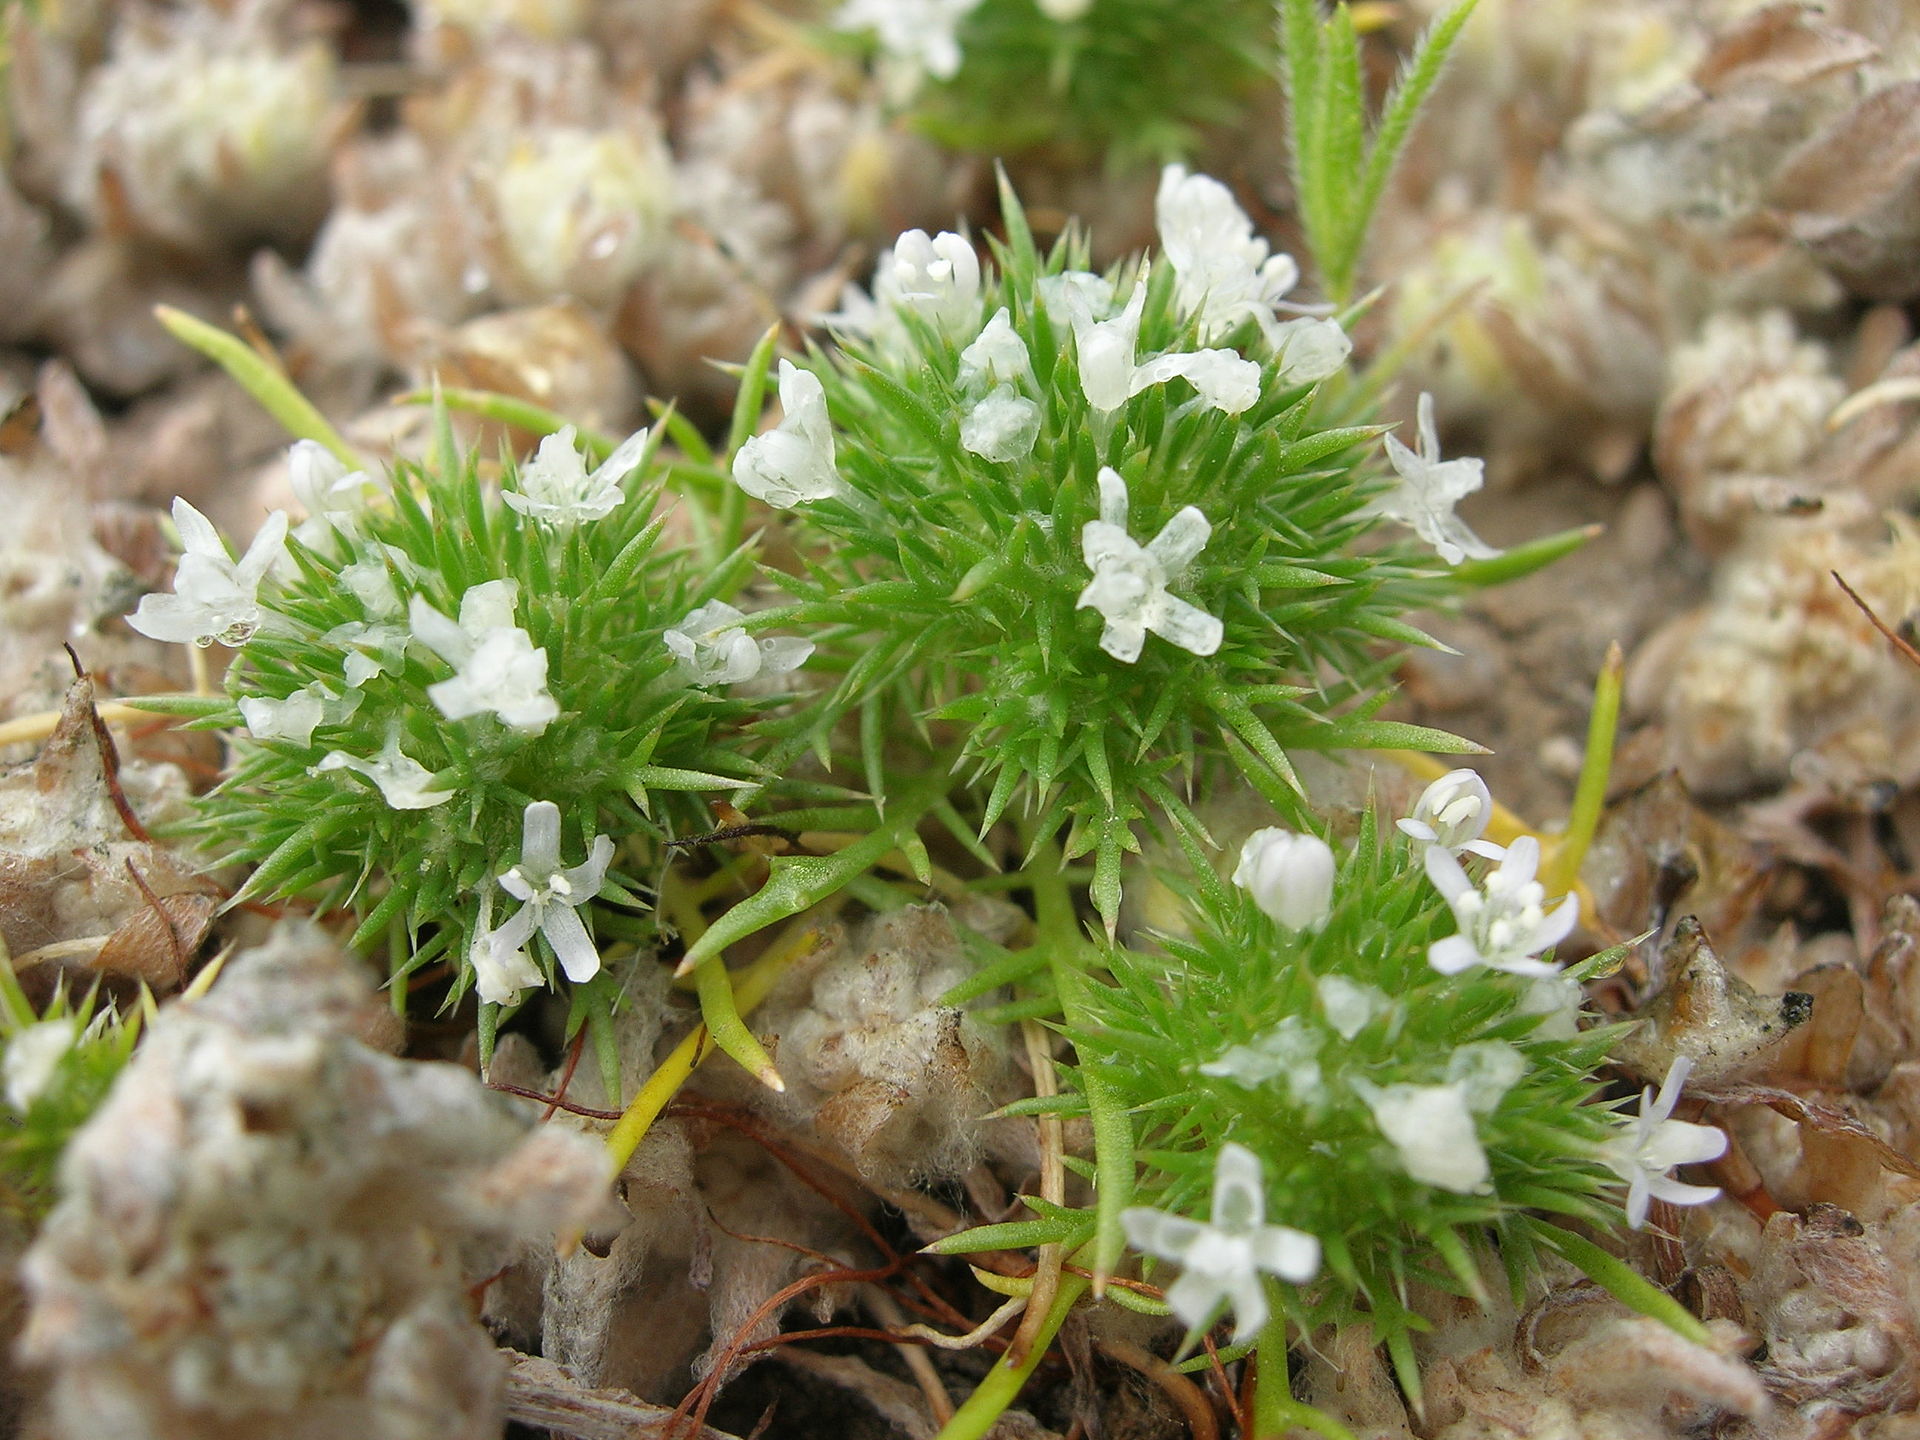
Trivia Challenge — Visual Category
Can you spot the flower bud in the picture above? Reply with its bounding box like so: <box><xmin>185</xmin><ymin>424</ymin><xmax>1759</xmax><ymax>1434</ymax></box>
<box><xmin>1232</xmin><ymin>828</ymin><xmax>1335</xmax><ymax>932</ymax></box>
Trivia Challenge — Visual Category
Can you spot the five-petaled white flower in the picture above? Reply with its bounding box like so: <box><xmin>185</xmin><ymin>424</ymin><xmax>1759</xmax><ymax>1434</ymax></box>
<box><xmin>1425</xmin><ymin>834</ymin><xmax>1578</xmax><ymax>977</ymax></box>
<box><xmin>128</xmin><ymin>497</ymin><xmax>288</xmax><ymax>648</ymax></box>
<box><xmin>504</xmin><ymin>424</ymin><xmax>649</xmax><ymax>526</ymax></box>
<box><xmin>1398</xmin><ymin>768</ymin><xmax>1506</xmax><ymax>859</ymax></box>
<box><xmin>1372</xmin><ymin>393</ymin><xmax>1501</xmax><ymax>566</ymax></box>
<box><xmin>288</xmin><ymin>440</ymin><xmax>385</xmax><ymax>552</ymax></box>
<box><xmin>487</xmin><ymin>800</ymin><xmax>615</xmax><ymax>986</ymax></box>
<box><xmin>315</xmin><ymin>731</ymin><xmax>455</xmax><ymax>810</ymax></box>
<box><xmin>409</xmin><ymin>579</ymin><xmax>559</xmax><ymax>734</ymax></box>
<box><xmin>1121</xmin><ymin>1142</ymin><xmax>1321</xmax><ymax>1344</ymax></box>
<box><xmin>665</xmin><ymin>600</ymin><xmax>814</xmax><ymax>687</ymax></box>
<box><xmin>1077</xmin><ymin>468</ymin><xmax>1223</xmax><ymax>663</ymax></box>
<box><xmin>732</xmin><ymin>360</ymin><xmax>843</xmax><ymax>508</ymax></box>
<box><xmin>1601</xmin><ymin>1055</ymin><xmax>1727</xmax><ymax>1229</ymax></box>
<box><xmin>1232</xmin><ymin>828</ymin><xmax>1335</xmax><ymax>932</ymax></box>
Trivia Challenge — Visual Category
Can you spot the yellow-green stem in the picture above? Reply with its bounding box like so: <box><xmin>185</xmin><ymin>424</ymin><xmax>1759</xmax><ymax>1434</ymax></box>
<box><xmin>932</xmin><ymin>1271</ymin><xmax>1089</xmax><ymax>1440</ymax></box>
<box><xmin>1541</xmin><ymin>640</ymin><xmax>1623</xmax><ymax>895</ymax></box>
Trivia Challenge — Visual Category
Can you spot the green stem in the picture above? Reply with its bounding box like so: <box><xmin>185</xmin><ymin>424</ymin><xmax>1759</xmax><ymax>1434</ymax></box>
<box><xmin>1251</xmin><ymin>1315</ymin><xmax>1356</xmax><ymax>1440</ymax></box>
<box><xmin>1026</xmin><ymin>838</ymin><xmax>1135</xmax><ymax>1288</ymax></box>
<box><xmin>1542</xmin><ymin>641</ymin><xmax>1623</xmax><ymax>895</ymax></box>
<box><xmin>933</xmin><ymin>1272</ymin><xmax>1089</xmax><ymax>1440</ymax></box>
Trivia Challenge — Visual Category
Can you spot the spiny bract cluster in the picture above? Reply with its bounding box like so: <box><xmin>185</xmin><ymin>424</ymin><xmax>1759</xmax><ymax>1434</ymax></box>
<box><xmin>1067</xmin><ymin>772</ymin><xmax>1725</xmax><ymax>1372</ymax></box>
<box><xmin>133</xmin><ymin>425</ymin><xmax>808</xmax><ymax>1039</ymax></box>
<box><xmin>739</xmin><ymin>167</ymin><xmax>1480</xmax><ymax>926</ymax></box>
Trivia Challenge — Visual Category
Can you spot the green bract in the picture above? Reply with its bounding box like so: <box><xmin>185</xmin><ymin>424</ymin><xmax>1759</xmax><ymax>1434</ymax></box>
<box><xmin>748</xmin><ymin>174</ymin><xmax>1473</xmax><ymax>930</ymax></box>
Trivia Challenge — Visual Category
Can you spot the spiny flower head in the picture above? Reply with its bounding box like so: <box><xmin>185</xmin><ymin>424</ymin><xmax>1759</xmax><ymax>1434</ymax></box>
<box><xmin>738</xmin><ymin>170</ymin><xmax>1473</xmax><ymax>928</ymax></box>
<box><xmin>134</xmin><ymin>425</ymin><xmax>775</xmax><ymax>1050</ymax></box>
<box><xmin>1057</xmin><ymin>798</ymin><xmax>1627</xmax><ymax>1362</ymax></box>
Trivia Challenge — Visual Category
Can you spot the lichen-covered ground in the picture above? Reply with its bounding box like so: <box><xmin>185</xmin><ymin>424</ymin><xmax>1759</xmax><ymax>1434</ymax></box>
<box><xmin>2</xmin><ymin>2</ymin><xmax>1920</xmax><ymax>1438</ymax></box>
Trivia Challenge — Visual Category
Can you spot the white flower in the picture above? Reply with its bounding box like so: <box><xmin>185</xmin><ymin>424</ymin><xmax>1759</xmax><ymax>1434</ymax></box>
<box><xmin>1316</xmin><ymin>975</ymin><xmax>1390</xmax><ymax>1040</ymax></box>
<box><xmin>325</xmin><ymin>619</ymin><xmax>409</xmax><ymax>686</ymax></box>
<box><xmin>315</xmin><ymin>732</ymin><xmax>455</xmax><ymax>810</ymax></box>
<box><xmin>1128</xmin><ymin>349</ymin><xmax>1262</xmax><ymax>414</ymax></box>
<box><xmin>1037</xmin><ymin>0</ymin><xmax>1091</xmax><ymax>16</ymax></box>
<box><xmin>876</xmin><ymin>229</ymin><xmax>982</xmax><ymax>339</ymax></box>
<box><xmin>4</xmin><ymin>1018</ymin><xmax>76</xmax><ymax>1114</ymax></box>
<box><xmin>1037</xmin><ymin>270</ymin><xmax>1114</xmax><ymax>325</ymax></box>
<box><xmin>409</xmin><ymin>579</ymin><xmax>558</xmax><ymax>734</ymax></box>
<box><xmin>1121</xmin><ymin>1143</ymin><xmax>1320</xmax><ymax>1344</ymax></box>
<box><xmin>468</xmin><ymin>888</ymin><xmax>545</xmax><ymax>1008</ymax></box>
<box><xmin>504</xmin><ymin>425</ymin><xmax>649</xmax><ymax>526</ymax></box>
<box><xmin>665</xmin><ymin>600</ymin><xmax>814</xmax><ymax>686</ymax></box>
<box><xmin>1397</xmin><ymin>768</ymin><xmax>1506</xmax><ymax>859</ymax></box>
<box><xmin>1077</xmin><ymin>468</ymin><xmax>1222</xmax><ymax>663</ymax></box>
<box><xmin>1200</xmin><ymin>1017</ymin><xmax>1324</xmax><ymax>1106</ymax></box>
<box><xmin>1447</xmin><ymin>1040</ymin><xmax>1528</xmax><ymax>1114</ymax></box>
<box><xmin>732</xmin><ymin>361</ymin><xmax>842</xmax><ymax>508</ymax></box>
<box><xmin>1155</xmin><ymin>166</ymin><xmax>1309</xmax><ymax>346</ymax></box>
<box><xmin>957</xmin><ymin>308</ymin><xmax>1032</xmax><ymax>391</ymax></box>
<box><xmin>288</xmin><ymin>441</ymin><xmax>384</xmax><ymax>551</ymax></box>
<box><xmin>1232</xmin><ymin>828</ymin><xmax>1335</xmax><ymax>932</ymax></box>
<box><xmin>1372</xmin><ymin>393</ymin><xmax>1501</xmax><ymax>566</ymax></box>
<box><xmin>239</xmin><ymin>681</ymin><xmax>362</xmax><ymax>748</ymax></box>
<box><xmin>1069</xmin><ymin>273</ymin><xmax>1148</xmax><ymax>414</ymax></box>
<box><xmin>1601</xmin><ymin>1055</ymin><xmax>1727</xmax><ymax>1229</ymax></box>
<box><xmin>1426</xmin><ymin>835</ymin><xmax>1578</xmax><ymax>978</ymax></box>
<box><xmin>836</xmin><ymin>0</ymin><xmax>986</xmax><ymax>100</ymax></box>
<box><xmin>128</xmin><ymin>497</ymin><xmax>288</xmax><ymax>648</ymax></box>
<box><xmin>1518</xmin><ymin>974</ymin><xmax>1586</xmax><ymax>1040</ymax></box>
<box><xmin>961</xmin><ymin>388</ymin><xmax>1042</xmax><ymax>462</ymax></box>
<box><xmin>1272</xmin><ymin>317</ymin><xmax>1352</xmax><ymax>384</ymax></box>
<box><xmin>1357</xmin><ymin>1079</ymin><xmax>1490</xmax><ymax>1193</ymax></box>
<box><xmin>958</xmin><ymin>309</ymin><xmax>1043</xmax><ymax>461</ymax></box>
<box><xmin>489</xmin><ymin>800</ymin><xmax>615</xmax><ymax>985</ymax></box>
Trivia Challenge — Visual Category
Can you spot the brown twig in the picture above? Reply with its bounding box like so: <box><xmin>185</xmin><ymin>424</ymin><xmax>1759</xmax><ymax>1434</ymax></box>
<box><xmin>1099</xmin><ymin>1338</ymin><xmax>1221</xmax><ymax>1440</ymax></box>
<box><xmin>1834</xmin><ymin>570</ymin><xmax>1920</xmax><ymax>669</ymax></box>
<box><xmin>543</xmin><ymin>1025</ymin><xmax>589</xmax><ymax>1123</ymax></box>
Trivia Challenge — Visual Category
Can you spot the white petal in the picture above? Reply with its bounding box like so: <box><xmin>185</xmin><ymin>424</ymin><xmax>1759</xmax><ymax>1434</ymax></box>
<box><xmin>1427</xmin><ymin>934</ymin><xmax>1484</xmax><ymax>975</ymax></box>
<box><xmin>1146</xmin><ymin>506</ymin><xmax>1212</xmax><ymax>574</ymax></box>
<box><xmin>1095</xmin><ymin>466</ymin><xmax>1130</xmax><ymax>528</ymax></box>
<box><xmin>1422</xmin><ymin>844</ymin><xmax>1476</xmax><ymax>904</ymax></box>
<box><xmin>520</xmin><ymin>801</ymin><xmax>563</xmax><ymax>876</ymax></box>
<box><xmin>540</xmin><ymin>901</ymin><xmax>602</xmax><ymax>984</ymax></box>
<box><xmin>1250</xmin><ymin>1225</ymin><xmax>1321</xmax><ymax>1284</ymax></box>
<box><xmin>1210</xmin><ymin>1142</ymin><xmax>1267</xmax><ymax>1231</ymax></box>
<box><xmin>169</xmin><ymin>496</ymin><xmax>225</xmax><ymax>558</ymax></box>
<box><xmin>757</xmin><ymin>636</ymin><xmax>814</xmax><ymax>675</ymax></box>
<box><xmin>1121</xmin><ymin>1207</ymin><xmax>1205</xmax><ymax>1261</ymax></box>
<box><xmin>1146</xmin><ymin>594</ymin><xmax>1224</xmax><ymax>657</ymax></box>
